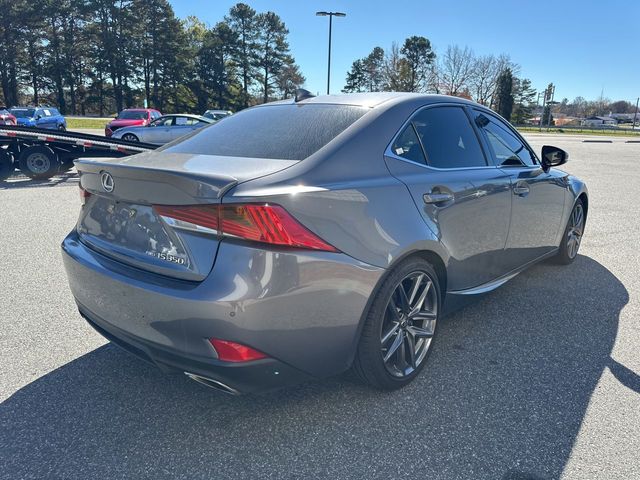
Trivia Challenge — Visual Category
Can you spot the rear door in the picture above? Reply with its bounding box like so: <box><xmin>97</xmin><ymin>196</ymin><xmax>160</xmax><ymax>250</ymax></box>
<box><xmin>169</xmin><ymin>116</ymin><xmax>196</xmax><ymax>142</ymax></box>
<box><xmin>473</xmin><ymin>110</ymin><xmax>567</xmax><ymax>267</ymax></box>
<box><xmin>384</xmin><ymin>104</ymin><xmax>513</xmax><ymax>290</ymax></box>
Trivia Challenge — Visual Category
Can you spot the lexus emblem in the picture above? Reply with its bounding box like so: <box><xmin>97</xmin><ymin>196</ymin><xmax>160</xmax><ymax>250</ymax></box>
<box><xmin>100</xmin><ymin>172</ymin><xmax>114</xmax><ymax>193</ymax></box>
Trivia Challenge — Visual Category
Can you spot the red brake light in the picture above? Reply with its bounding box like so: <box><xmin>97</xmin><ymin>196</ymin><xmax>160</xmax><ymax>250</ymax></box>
<box><xmin>153</xmin><ymin>203</ymin><xmax>338</xmax><ymax>252</ymax></box>
<box><xmin>209</xmin><ymin>338</ymin><xmax>268</xmax><ymax>362</ymax></box>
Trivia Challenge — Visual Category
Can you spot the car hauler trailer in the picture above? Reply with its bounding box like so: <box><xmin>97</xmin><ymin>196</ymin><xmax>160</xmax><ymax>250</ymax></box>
<box><xmin>0</xmin><ymin>125</ymin><xmax>157</xmax><ymax>181</ymax></box>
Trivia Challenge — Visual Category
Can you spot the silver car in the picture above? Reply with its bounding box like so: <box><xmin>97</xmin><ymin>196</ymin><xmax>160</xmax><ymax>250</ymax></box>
<box><xmin>203</xmin><ymin>109</ymin><xmax>232</xmax><ymax>121</ymax></box>
<box><xmin>62</xmin><ymin>92</ymin><xmax>588</xmax><ymax>394</ymax></box>
<box><xmin>112</xmin><ymin>114</ymin><xmax>213</xmax><ymax>144</ymax></box>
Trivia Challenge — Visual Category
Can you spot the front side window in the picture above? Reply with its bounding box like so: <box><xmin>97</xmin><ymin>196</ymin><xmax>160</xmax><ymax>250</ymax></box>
<box><xmin>476</xmin><ymin>111</ymin><xmax>537</xmax><ymax>167</ymax></box>
<box><xmin>175</xmin><ymin>117</ymin><xmax>199</xmax><ymax>126</ymax></box>
<box><xmin>411</xmin><ymin>107</ymin><xmax>487</xmax><ymax>169</ymax></box>
<box><xmin>152</xmin><ymin>117</ymin><xmax>173</xmax><ymax>127</ymax></box>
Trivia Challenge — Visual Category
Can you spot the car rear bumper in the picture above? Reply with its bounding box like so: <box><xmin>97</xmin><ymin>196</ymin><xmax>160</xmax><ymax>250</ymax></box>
<box><xmin>78</xmin><ymin>303</ymin><xmax>311</xmax><ymax>393</ymax></box>
<box><xmin>62</xmin><ymin>231</ymin><xmax>383</xmax><ymax>392</ymax></box>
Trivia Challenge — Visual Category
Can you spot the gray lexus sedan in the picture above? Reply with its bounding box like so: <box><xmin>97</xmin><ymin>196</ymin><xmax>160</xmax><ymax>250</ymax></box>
<box><xmin>112</xmin><ymin>114</ymin><xmax>213</xmax><ymax>145</ymax></box>
<box><xmin>62</xmin><ymin>92</ymin><xmax>587</xmax><ymax>394</ymax></box>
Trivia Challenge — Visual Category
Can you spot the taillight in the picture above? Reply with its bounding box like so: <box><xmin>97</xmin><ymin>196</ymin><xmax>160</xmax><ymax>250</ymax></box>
<box><xmin>79</xmin><ymin>186</ymin><xmax>91</xmax><ymax>206</ymax></box>
<box><xmin>209</xmin><ymin>338</ymin><xmax>268</xmax><ymax>362</ymax></box>
<box><xmin>153</xmin><ymin>203</ymin><xmax>338</xmax><ymax>252</ymax></box>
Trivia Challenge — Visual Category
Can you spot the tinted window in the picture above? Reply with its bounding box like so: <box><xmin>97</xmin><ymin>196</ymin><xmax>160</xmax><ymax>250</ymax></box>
<box><xmin>476</xmin><ymin>112</ymin><xmax>537</xmax><ymax>166</ymax></box>
<box><xmin>175</xmin><ymin>116</ymin><xmax>199</xmax><ymax>126</ymax></box>
<box><xmin>118</xmin><ymin>111</ymin><xmax>148</xmax><ymax>120</ymax></box>
<box><xmin>412</xmin><ymin>107</ymin><xmax>486</xmax><ymax>168</ymax></box>
<box><xmin>11</xmin><ymin>108</ymin><xmax>35</xmax><ymax>118</ymax></box>
<box><xmin>391</xmin><ymin>125</ymin><xmax>426</xmax><ymax>165</ymax></box>
<box><xmin>162</xmin><ymin>104</ymin><xmax>368</xmax><ymax>160</ymax></box>
<box><xmin>152</xmin><ymin>117</ymin><xmax>173</xmax><ymax>127</ymax></box>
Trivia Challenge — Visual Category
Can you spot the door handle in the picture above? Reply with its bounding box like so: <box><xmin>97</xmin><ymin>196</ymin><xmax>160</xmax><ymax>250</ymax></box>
<box><xmin>423</xmin><ymin>192</ymin><xmax>454</xmax><ymax>205</ymax></box>
<box><xmin>513</xmin><ymin>182</ymin><xmax>530</xmax><ymax>196</ymax></box>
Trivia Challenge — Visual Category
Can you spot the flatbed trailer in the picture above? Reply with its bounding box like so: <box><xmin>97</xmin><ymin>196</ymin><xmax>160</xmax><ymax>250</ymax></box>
<box><xmin>0</xmin><ymin>125</ymin><xmax>157</xmax><ymax>181</ymax></box>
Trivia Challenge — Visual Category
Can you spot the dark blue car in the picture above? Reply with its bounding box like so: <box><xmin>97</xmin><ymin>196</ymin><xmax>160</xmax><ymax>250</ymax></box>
<box><xmin>9</xmin><ymin>107</ymin><xmax>66</xmax><ymax>130</ymax></box>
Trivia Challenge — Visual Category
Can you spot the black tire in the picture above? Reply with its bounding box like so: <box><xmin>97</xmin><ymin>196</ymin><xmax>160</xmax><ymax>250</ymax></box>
<box><xmin>554</xmin><ymin>198</ymin><xmax>586</xmax><ymax>265</ymax></box>
<box><xmin>18</xmin><ymin>145</ymin><xmax>60</xmax><ymax>180</ymax></box>
<box><xmin>121</xmin><ymin>133</ymin><xmax>139</xmax><ymax>142</ymax></box>
<box><xmin>59</xmin><ymin>160</ymin><xmax>74</xmax><ymax>172</ymax></box>
<box><xmin>353</xmin><ymin>257</ymin><xmax>441</xmax><ymax>390</ymax></box>
<box><xmin>0</xmin><ymin>148</ymin><xmax>15</xmax><ymax>181</ymax></box>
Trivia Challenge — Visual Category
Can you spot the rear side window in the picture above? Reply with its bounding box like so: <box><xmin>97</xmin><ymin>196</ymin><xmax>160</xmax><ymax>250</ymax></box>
<box><xmin>392</xmin><ymin>125</ymin><xmax>426</xmax><ymax>165</ymax></box>
<box><xmin>162</xmin><ymin>104</ymin><xmax>368</xmax><ymax>160</ymax></box>
<box><xmin>411</xmin><ymin>106</ymin><xmax>486</xmax><ymax>169</ymax></box>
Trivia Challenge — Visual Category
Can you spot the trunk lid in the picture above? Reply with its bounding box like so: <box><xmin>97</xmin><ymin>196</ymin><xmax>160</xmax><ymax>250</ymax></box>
<box><xmin>75</xmin><ymin>151</ymin><xmax>297</xmax><ymax>281</ymax></box>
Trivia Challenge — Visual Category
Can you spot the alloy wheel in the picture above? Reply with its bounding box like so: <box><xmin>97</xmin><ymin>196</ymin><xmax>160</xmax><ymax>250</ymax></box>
<box><xmin>381</xmin><ymin>271</ymin><xmax>438</xmax><ymax>378</ymax></box>
<box><xmin>567</xmin><ymin>203</ymin><xmax>584</xmax><ymax>259</ymax></box>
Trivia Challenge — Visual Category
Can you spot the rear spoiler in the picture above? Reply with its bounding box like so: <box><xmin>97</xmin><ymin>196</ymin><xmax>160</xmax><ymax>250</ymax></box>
<box><xmin>76</xmin><ymin>157</ymin><xmax>239</xmax><ymax>204</ymax></box>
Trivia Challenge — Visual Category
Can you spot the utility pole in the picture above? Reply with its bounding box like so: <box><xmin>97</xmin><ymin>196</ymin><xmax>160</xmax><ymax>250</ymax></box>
<box><xmin>633</xmin><ymin>97</ymin><xmax>639</xmax><ymax>131</ymax></box>
<box><xmin>546</xmin><ymin>84</ymin><xmax>556</xmax><ymax>130</ymax></box>
<box><xmin>316</xmin><ymin>11</ymin><xmax>346</xmax><ymax>95</ymax></box>
<box><xmin>539</xmin><ymin>89</ymin><xmax>547</xmax><ymax>132</ymax></box>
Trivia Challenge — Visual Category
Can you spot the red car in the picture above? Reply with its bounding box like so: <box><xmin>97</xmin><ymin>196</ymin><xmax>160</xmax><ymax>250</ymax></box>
<box><xmin>0</xmin><ymin>108</ymin><xmax>17</xmax><ymax>126</ymax></box>
<box><xmin>105</xmin><ymin>108</ymin><xmax>161</xmax><ymax>137</ymax></box>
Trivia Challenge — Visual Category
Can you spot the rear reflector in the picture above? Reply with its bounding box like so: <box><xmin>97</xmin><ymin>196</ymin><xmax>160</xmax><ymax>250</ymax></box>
<box><xmin>153</xmin><ymin>203</ymin><xmax>338</xmax><ymax>252</ymax></box>
<box><xmin>79</xmin><ymin>186</ymin><xmax>91</xmax><ymax>205</ymax></box>
<box><xmin>209</xmin><ymin>338</ymin><xmax>268</xmax><ymax>362</ymax></box>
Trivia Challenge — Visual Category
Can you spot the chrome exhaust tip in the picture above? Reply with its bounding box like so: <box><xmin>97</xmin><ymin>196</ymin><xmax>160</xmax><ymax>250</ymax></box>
<box><xmin>184</xmin><ymin>372</ymin><xmax>240</xmax><ymax>395</ymax></box>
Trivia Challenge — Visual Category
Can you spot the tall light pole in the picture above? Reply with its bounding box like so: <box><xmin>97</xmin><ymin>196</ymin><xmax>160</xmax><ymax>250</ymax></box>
<box><xmin>633</xmin><ymin>97</ymin><xmax>639</xmax><ymax>131</ymax></box>
<box><xmin>316</xmin><ymin>11</ymin><xmax>346</xmax><ymax>95</ymax></box>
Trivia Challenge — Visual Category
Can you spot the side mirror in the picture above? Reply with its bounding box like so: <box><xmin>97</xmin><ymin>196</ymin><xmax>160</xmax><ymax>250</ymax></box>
<box><xmin>541</xmin><ymin>145</ymin><xmax>568</xmax><ymax>171</ymax></box>
<box><xmin>35</xmin><ymin>114</ymin><xmax>42</xmax><ymax>120</ymax></box>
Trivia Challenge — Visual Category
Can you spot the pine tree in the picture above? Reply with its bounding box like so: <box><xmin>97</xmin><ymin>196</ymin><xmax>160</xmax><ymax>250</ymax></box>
<box><xmin>511</xmin><ymin>78</ymin><xmax>536</xmax><ymax>125</ymax></box>
<box><xmin>494</xmin><ymin>68</ymin><xmax>514</xmax><ymax>121</ymax></box>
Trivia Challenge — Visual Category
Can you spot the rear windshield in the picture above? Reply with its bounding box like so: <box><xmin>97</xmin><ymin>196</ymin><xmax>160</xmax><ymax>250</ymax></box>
<box><xmin>11</xmin><ymin>108</ymin><xmax>35</xmax><ymax>118</ymax></box>
<box><xmin>117</xmin><ymin>111</ymin><xmax>148</xmax><ymax>120</ymax></box>
<box><xmin>161</xmin><ymin>104</ymin><xmax>368</xmax><ymax>160</ymax></box>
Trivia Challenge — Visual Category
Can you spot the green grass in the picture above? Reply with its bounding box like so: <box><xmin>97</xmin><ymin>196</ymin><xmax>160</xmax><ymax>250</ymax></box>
<box><xmin>517</xmin><ymin>126</ymin><xmax>640</xmax><ymax>137</ymax></box>
<box><xmin>66</xmin><ymin>117</ymin><xmax>111</xmax><ymax>129</ymax></box>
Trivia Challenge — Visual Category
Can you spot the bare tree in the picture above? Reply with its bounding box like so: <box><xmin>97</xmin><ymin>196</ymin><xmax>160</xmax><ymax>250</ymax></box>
<box><xmin>470</xmin><ymin>54</ymin><xmax>497</xmax><ymax>105</ymax></box>
<box><xmin>439</xmin><ymin>45</ymin><xmax>475</xmax><ymax>96</ymax></box>
<box><xmin>470</xmin><ymin>53</ymin><xmax>519</xmax><ymax>106</ymax></box>
<box><xmin>383</xmin><ymin>42</ymin><xmax>409</xmax><ymax>91</ymax></box>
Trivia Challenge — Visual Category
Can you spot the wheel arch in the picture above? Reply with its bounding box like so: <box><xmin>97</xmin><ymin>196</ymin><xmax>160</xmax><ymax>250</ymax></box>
<box><xmin>577</xmin><ymin>192</ymin><xmax>588</xmax><ymax>222</ymax></box>
<box><xmin>346</xmin><ymin>247</ymin><xmax>448</xmax><ymax>370</ymax></box>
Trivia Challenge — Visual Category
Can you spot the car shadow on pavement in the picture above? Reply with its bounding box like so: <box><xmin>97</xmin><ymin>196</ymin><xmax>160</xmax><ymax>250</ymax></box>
<box><xmin>0</xmin><ymin>255</ymin><xmax>630</xmax><ymax>479</ymax></box>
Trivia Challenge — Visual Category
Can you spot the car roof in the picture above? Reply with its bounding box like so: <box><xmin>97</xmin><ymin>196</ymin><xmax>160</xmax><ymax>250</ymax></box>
<box><xmin>162</xmin><ymin>114</ymin><xmax>204</xmax><ymax>118</ymax></box>
<box><xmin>263</xmin><ymin>92</ymin><xmax>478</xmax><ymax>109</ymax></box>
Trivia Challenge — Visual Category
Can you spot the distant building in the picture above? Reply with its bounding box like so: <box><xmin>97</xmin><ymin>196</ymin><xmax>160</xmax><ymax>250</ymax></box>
<box><xmin>610</xmin><ymin>113</ymin><xmax>637</xmax><ymax>124</ymax></box>
<box><xmin>581</xmin><ymin>116</ymin><xmax>618</xmax><ymax>126</ymax></box>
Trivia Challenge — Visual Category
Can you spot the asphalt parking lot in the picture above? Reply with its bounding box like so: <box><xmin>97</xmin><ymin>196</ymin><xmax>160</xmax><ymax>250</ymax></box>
<box><xmin>1</xmin><ymin>134</ymin><xmax>638</xmax><ymax>479</ymax></box>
